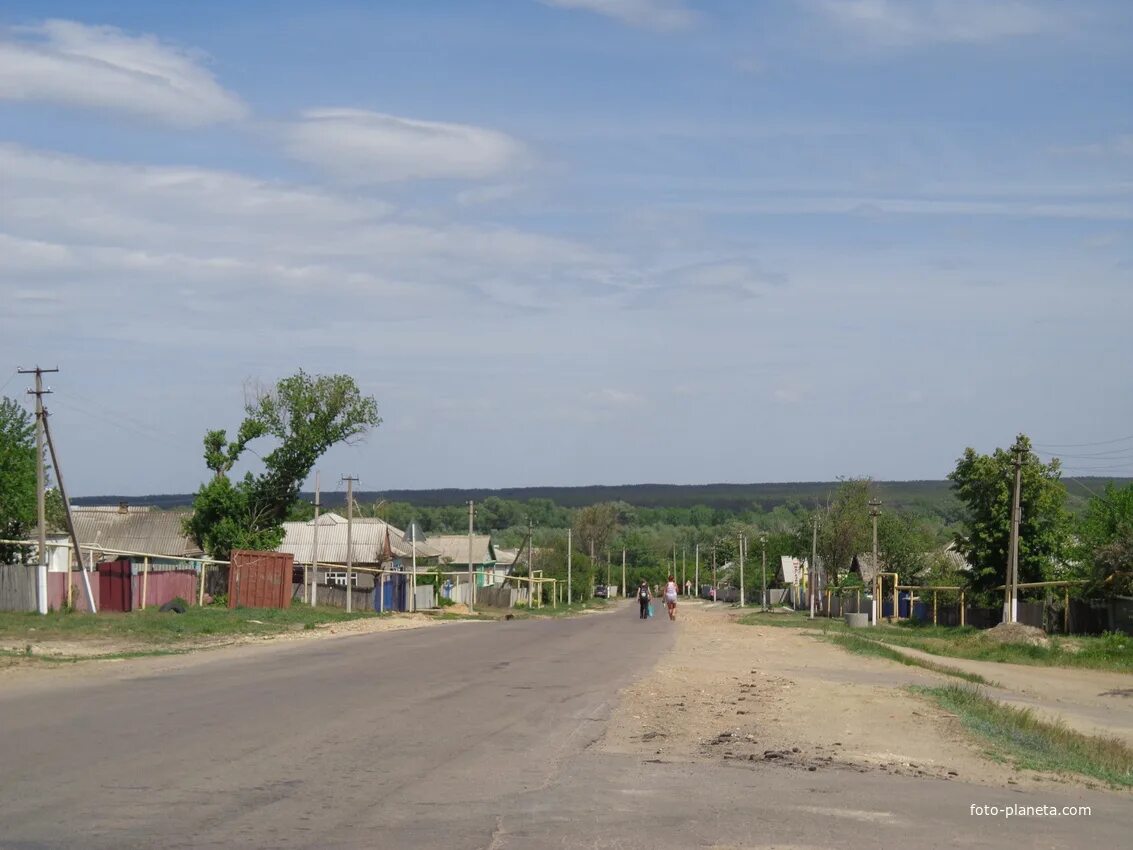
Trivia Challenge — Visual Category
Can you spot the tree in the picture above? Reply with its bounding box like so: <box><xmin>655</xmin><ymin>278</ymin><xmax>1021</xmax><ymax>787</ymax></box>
<box><xmin>1075</xmin><ymin>483</ymin><xmax>1133</xmax><ymax>595</ymax></box>
<box><xmin>0</xmin><ymin>397</ymin><xmax>36</xmax><ymax>561</ymax></box>
<box><xmin>573</xmin><ymin>502</ymin><xmax>620</xmax><ymax>567</ymax></box>
<box><xmin>185</xmin><ymin>371</ymin><xmax>380</xmax><ymax>559</ymax></box>
<box><xmin>948</xmin><ymin>434</ymin><xmax>1070</xmax><ymax>603</ymax></box>
<box><xmin>816</xmin><ymin>478</ymin><xmax>873</xmax><ymax>585</ymax></box>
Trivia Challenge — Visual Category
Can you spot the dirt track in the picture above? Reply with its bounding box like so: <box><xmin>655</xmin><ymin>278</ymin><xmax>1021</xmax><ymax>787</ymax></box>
<box><xmin>601</xmin><ymin>600</ymin><xmax>1131</xmax><ymax>792</ymax></box>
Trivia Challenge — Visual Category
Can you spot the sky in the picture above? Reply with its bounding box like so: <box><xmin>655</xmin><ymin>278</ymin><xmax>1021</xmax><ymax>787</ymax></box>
<box><xmin>1</xmin><ymin>0</ymin><xmax>1131</xmax><ymax>497</ymax></box>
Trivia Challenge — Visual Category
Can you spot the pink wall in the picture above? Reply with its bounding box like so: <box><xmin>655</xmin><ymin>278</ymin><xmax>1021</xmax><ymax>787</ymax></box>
<box><xmin>47</xmin><ymin>572</ymin><xmax>100</xmax><ymax>612</ymax></box>
<box><xmin>130</xmin><ymin>571</ymin><xmax>197</xmax><ymax>610</ymax></box>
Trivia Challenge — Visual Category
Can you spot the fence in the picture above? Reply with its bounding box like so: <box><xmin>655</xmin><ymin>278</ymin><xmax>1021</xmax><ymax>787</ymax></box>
<box><xmin>0</xmin><ymin>565</ymin><xmax>37</xmax><ymax>612</ymax></box>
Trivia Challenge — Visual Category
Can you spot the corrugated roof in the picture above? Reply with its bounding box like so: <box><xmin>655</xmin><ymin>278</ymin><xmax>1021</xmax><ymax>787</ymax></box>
<box><xmin>428</xmin><ymin>534</ymin><xmax>494</xmax><ymax>566</ymax></box>
<box><xmin>278</xmin><ymin>513</ymin><xmax>439</xmax><ymax>564</ymax></box>
<box><xmin>71</xmin><ymin>507</ymin><xmax>202</xmax><ymax>558</ymax></box>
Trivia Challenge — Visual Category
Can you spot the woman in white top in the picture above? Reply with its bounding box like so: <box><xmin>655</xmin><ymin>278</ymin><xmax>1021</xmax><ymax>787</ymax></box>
<box><xmin>664</xmin><ymin>575</ymin><xmax>679</xmax><ymax>621</ymax></box>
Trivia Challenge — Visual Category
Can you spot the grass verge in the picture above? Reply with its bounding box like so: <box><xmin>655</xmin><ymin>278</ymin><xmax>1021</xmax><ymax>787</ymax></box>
<box><xmin>0</xmin><ymin>605</ymin><xmax>383</xmax><ymax>650</ymax></box>
<box><xmin>826</xmin><ymin>633</ymin><xmax>993</xmax><ymax>685</ymax></box>
<box><xmin>507</xmin><ymin>598</ymin><xmax>613</xmax><ymax>618</ymax></box>
<box><xmin>912</xmin><ymin>684</ymin><xmax>1133</xmax><ymax>789</ymax></box>
<box><xmin>739</xmin><ymin>611</ymin><xmax>1133</xmax><ymax>672</ymax></box>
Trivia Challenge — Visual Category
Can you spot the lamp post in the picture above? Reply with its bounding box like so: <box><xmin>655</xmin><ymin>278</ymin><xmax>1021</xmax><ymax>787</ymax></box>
<box><xmin>761</xmin><ymin>534</ymin><xmax>768</xmax><ymax>611</ymax></box>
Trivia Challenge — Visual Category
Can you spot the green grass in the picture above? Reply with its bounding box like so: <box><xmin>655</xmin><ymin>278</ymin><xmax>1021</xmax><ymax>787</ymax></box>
<box><xmin>0</xmin><ymin>605</ymin><xmax>383</xmax><ymax>648</ymax></box>
<box><xmin>506</xmin><ymin>598</ymin><xmax>613</xmax><ymax>618</ymax></box>
<box><xmin>739</xmin><ymin>610</ymin><xmax>1133</xmax><ymax>672</ymax></box>
<box><xmin>826</xmin><ymin>633</ymin><xmax>993</xmax><ymax>685</ymax></box>
<box><xmin>912</xmin><ymin>684</ymin><xmax>1133</xmax><ymax>788</ymax></box>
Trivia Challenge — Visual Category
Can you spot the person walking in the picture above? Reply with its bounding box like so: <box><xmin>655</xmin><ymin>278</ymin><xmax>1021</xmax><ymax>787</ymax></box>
<box><xmin>664</xmin><ymin>575</ymin><xmax>679</xmax><ymax>621</ymax></box>
<box><xmin>637</xmin><ymin>580</ymin><xmax>651</xmax><ymax>619</ymax></box>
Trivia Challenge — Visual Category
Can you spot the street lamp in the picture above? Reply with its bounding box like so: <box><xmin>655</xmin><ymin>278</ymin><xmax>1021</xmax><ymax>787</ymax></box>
<box><xmin>760</xmin><ymin>534</ymin><xmax>768</xmax><ymax>611</ymax></box>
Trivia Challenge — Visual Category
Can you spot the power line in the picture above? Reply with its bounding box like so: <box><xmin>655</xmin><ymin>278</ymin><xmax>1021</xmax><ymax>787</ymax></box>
<box><xmin>1037</xmin><ymin>439</ymin><xmax>1133</xmax><ymax>453</ymax></box>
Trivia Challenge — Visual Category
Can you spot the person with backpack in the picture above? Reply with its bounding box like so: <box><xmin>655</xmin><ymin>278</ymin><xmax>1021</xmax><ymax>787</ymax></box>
<box><xmin>637</xmin><ymin>580</ymin><xmax>651</xmax><ymax>619</ymax></box>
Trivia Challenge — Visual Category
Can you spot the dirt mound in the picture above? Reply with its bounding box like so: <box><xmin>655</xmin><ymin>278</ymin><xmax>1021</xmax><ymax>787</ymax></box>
<box><xmin>982</xmin><ymin>622</ymin><xmax>1050</xmax><ymax>647</ymax></box>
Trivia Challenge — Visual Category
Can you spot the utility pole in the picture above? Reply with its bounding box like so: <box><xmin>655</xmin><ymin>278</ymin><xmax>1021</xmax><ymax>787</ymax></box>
<box><xmin>810</xmin><ymin>515</ymin><xmax>818</xmax><ymax>619</ymax></box>
<box><xmin>343</xmin><ymin>476</ymin><xmax>358</xmax><ymax>613</ymax></box>
<box><xmin>33</xmin><ymin>381</ymin><xmax>97</xmax><ymax>614</ymax></box>
<box><xmin>681</xmin><ymin>546</ymin><xmax>686</xmax><ymax>595</ymax></box>
<box><xmin>20</xmin><ymin>367</ymin><xmax>56</xmax><ymax>613</ymax></box>
<box><xmin>738</xmin><ymin>532</ymin><xmax>745</xmax><ymax>607</ymax></box>
<box><xmin>311</xmin><ymin>471</ymin><xmax>320</xmax><ymax>606</ymax></box>
<box><xmin>621</xmin><ymin>548</ymin><xmax>626</xmax><ymax>599</ymax></box>
<box><xmin>695</xmin><ymin>543</ymin><xmax>699</xmax><ymax>599</ymax></box>
<box><xmin>468</xmin><ymin>501</ymin><xmax>475</xmax><ymax>614</ymax></box>
<box><xmin>869</xmin><ymin>499</ymin><xmax>881</xmax><ymax>625</ymax></box>
<box><xmin>527</xmin><ymin>519</ymin><xmax>534</xmax><ymax>606</ymax></box>
<box><xmin>567</xmin><ymin>527</ymin><xmax>572</xmax><ymax>605</ymax></box>
<box><xmin>590</xmin><ymin>539</ymin><xmax>596</xmax><ymax>598</ymax></box>
<box><xmin>1007</xmin><ymin>449</ymin><xmax>1024</xmax><ymax>624</ymax></box>
<box><xmin>761</xmin><ymin>534</ymin><xmax>768</xmax><ymax>611</ymax></box>
<box><xmin>712</xmin><ymin>545</ymin><xmax>717</xmax><ymax>603</ymax></box>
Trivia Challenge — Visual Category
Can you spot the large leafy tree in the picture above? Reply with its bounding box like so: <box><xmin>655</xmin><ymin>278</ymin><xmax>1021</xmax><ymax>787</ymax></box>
<box><xmin>1074</xmin><ymin>483</ymin><xmax>1133</xmax><ymax>595</ymax></box>
<box><xmin>185</xmin><ymin>371</ymin><xmax>380</xmax><ymax>559</ymax></box>
<box><xmin>948</xmin><ymin>434</ymin><xmax>1070</xmax><ymax>602</ymax></box>
<box><xmin>0</xmin><ymin>397</ymin><xmax>36</xmax><ymax>560</ymax></box>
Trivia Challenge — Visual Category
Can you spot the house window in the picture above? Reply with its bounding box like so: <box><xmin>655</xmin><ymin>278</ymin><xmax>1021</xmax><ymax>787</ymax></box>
<box><xmin>325</xmin><ymin>571</ymin><xmax>360</xmax><ymax>587</ymax></box>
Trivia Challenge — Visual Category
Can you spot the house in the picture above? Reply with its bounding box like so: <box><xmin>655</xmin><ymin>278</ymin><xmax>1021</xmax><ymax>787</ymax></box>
<box><xmin>427</xmin><ymin>534</ymin><xmax>497</xmax><ymax>586</ymax></box>
<box><xmin>849</xmin><ymin>552</ymin><xmax>883</xmax><ymax>584</ymax></box>
<box><xmin>278</xmin><ymin>513</ymin><xmax>440</xmax><ymax>589</ymax></box>
<box><xmin>48</xmin><ymin>504</ymin><xmax>205</xmax><ymax>612</ymax></box>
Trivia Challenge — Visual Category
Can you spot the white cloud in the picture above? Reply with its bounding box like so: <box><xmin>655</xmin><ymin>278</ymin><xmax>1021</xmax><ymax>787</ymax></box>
<box><xmin>0</xmin><ymin>19</ymin><xmax>246</xmax><ymax>126</ymax></box>
<box><xmin>0</xmin><ymin>145</ymin><xmax>615</xmax><ymax>326</ymax></box>
<box><xmin>541</xmin><ymin>0</ymin><xmax>696</xmax><ymax>31</ymax></box>
<box><xmin>284</xmin><ymin>109</ymin><xmax>529</xmax><ymax>183</ymax></box>
<box><xmin>809</xmin><ymin>0</ymin><xmax>1057</xmax><ymax>46</ymax></box>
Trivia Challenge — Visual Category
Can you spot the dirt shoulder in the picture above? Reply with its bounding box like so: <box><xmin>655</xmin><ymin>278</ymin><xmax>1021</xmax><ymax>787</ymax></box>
<box><xmin>600</xmin><ymin>601</ymin><xmax>1128</xmax><ymax>793</ymax></box>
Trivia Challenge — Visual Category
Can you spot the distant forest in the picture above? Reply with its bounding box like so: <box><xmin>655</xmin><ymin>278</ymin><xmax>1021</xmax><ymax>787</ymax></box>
<box><xmin>75</xmin><ymin>478</ymin><xmax>1126</xmax><ymax>520</ymax></box>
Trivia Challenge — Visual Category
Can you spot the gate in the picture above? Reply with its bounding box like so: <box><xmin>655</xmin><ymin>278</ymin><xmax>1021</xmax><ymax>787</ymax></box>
<box><xmin>228</xmin><ymin>550</ymin><xmax>293</xmax><ymax>609</ymax></box>
<box><xmin>98</xmin><ymin>559</ymin><xmax>133</xmax><ymax>612</ymax></box>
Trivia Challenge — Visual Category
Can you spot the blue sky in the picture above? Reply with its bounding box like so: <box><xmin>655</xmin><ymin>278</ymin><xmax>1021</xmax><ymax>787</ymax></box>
<box><xmin>1</xmin><ymin>0</ymin><xmax>1131</xmax><ymax>496</ymax></box>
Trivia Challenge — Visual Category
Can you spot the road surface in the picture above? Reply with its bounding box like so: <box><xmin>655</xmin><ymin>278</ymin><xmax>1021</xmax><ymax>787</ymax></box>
<box><xmin>1</xmin><ymin>605</ymin><xmax>1128</xmax><ymax>849</ymax></box>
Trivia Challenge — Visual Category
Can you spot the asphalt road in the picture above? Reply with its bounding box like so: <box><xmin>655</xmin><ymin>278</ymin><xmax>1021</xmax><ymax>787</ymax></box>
<box><xmin>1</xmin><ymin>605</ymin><xmax>1129</xmax><ymax>849</ymax></box>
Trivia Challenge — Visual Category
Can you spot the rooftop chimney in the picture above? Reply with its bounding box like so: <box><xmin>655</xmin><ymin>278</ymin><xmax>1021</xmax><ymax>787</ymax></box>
<box><xmin>118</xmin><ymin>500</ymin><xmax>129</xmax><ymax>514</ymax></box>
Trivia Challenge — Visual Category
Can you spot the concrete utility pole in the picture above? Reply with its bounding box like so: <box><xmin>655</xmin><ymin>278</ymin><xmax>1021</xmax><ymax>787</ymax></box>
<box><xmin>311</xmin><ymin>471</ymin><xmax>320</xmax><ymax>606</ymax></box>
<box><xmin>761</xmin><ymin>534</ymin><xmax>768</xmax><ymax>611</ymax></box>
<box><xmin>468</xmin><ymin>501</ymin><xmax>475</xmax><ymax>614</ymax></box>
<box><xmin>621</xmin><ymin>548</ymin><xmax>626</xmax><ymax>599</ymax></box>
<box><xmin>695</xmin><ymin>543</ymin><xmax>699</xmax><ymax>599</ymax></box>
<box><xmin>681</xmin><ymin>546</ymin><xmax>686</xmax><ymax>595</ymax></box>
<box><xmin>810</xmin><ymin>515</ymin><xmax>818</xmax><ymax>618</ymax></box>
<box><xmin>869</xmin><ymin>499</ymin><xmax>881</xmax><ymax>625</ymax></box>
<box><xmin>527</xmin><ymin>519</ymin><xmax>534</xmax><ymax>605</ymax></box>
<box><xmin>590</xmin><ymin>539</ymin><xmax>596</xmax><ymax>598</ymax></box>
<box><xmin>738</xmin><ymin>532</ymin><xmax>745</xmax><ymax>607</ymax></box>
<box><xmin>1007</xmin><ymin>449</ymin><xmax>1024</xmax><ymax>624</ymax></box>
<box><xmin>567</xmin><ymin>527</ymin><xmax>573</xmax><ymax>605</ymax></box>
<box><xmin>343</xmin><ymin>476</ymin><xmax>358</xmax><ymax>613</ymax></box>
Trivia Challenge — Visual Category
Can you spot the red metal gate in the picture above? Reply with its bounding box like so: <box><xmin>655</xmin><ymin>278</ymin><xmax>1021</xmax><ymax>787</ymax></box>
<box><xmin>228</xmin><ymin>550</ymin><xmax>293</xmax><ymax>609</ymax></box>
<box><xmin>97</xmin><ymin>559</ymin><xmax>133</xmax><ymax>612</ymax></box>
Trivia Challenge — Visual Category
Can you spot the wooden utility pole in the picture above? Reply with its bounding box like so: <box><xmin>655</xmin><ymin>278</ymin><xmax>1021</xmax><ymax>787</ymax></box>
<box><xmin>343</xmin><ymin>476</ymin><xmax>357</xmax><ymax>613</ymax></box>
<box><xmin>19</xmin><ymin>367</ymin><xmax>55</xmax><ymax>612</ymax></box>
<box><xmin>1007</xmin><ymin>449</ymin><xmax>1024</xmax><ymax>624</ymax></box>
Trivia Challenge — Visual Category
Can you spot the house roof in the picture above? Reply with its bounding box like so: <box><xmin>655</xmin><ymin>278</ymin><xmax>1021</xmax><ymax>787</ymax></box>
<box><xmin>278</xmin><ymin>513</ymin><xmax>439</xmax><ymax>565</ymax></box>
<box><xmin>850</xmin><ymin>553</ymin><xmax>883</xmax><ymax>583</ymax></box>
<box><xmin>71</xmin><ymin>507</ymin><xmax>202</xmax><ymax>559</ymax></box>
<box><xmin>428</xmin><ymin>534</ymin><xmax>495</xmax><ymax>566</ymax></box>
